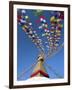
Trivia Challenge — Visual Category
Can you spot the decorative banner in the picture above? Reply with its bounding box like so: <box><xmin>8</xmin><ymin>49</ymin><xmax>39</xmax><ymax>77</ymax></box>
<box><xmin>17</xmin><ymin>9</ymin><xmax>64</xmax><ymax>57</ymax></box>
<box><xmin>17</xmin><ymin>9</ymin><xmax>45</xmax><ymax>52</ymax></box>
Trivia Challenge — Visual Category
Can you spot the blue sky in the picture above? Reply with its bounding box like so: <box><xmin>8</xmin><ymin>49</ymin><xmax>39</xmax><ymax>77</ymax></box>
<box><xmin>17</xmin><ymin>9</ymin><xmax>64</xmax><ymax>81</ymax></box>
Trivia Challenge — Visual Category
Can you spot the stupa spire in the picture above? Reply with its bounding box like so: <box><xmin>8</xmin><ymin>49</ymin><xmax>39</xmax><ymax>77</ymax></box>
<box><xmin>30</xmin><ymin>54</ymin><xmax>49</xmax><ymax>78</ymax></box>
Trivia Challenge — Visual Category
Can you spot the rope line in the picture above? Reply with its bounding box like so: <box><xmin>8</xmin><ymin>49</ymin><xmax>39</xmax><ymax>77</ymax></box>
<box><xmin>44</xmin><ymin>62</ymin><xmax>63</xmax><ymax>78</ymax></box>
<box><xmin>45</xmin><ymin>43</ymin><xmax>64</xmax><ymax>60</ymax></box>
<box><xmin>17</xmin><ymin>59</ymin><xmax>38</xmax><ymax>79</ymax></box>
